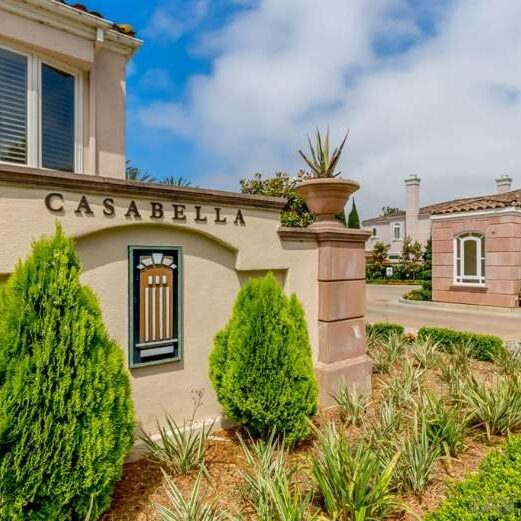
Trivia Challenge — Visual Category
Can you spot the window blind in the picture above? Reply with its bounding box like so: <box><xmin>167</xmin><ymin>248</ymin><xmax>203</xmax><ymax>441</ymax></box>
<box><xmin>41</xmin><ymin>63</ymin><xmax>75</xmax><ymax>172</ymax></box>
<box><xmin>0</xmin><ymin>48</ymin><xmax>28</xmax><ymax>165</ymax></box>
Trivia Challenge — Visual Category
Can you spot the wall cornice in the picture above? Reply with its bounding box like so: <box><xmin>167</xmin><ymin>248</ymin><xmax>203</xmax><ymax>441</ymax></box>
<box><xmin>279</xmin><ymin>225</ymin><xmax>371</xmax><ymax>243</ymax></box>
<box><xmin>0</xmin><ymin>165</ymin><xmax>286</xmax><ymax>211</ymax></box>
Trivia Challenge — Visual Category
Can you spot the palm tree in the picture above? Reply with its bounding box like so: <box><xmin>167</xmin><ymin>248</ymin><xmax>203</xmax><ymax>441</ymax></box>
<box><xmin>160</xmin><ymin>176</ymin><xmax>194</xmax><ymax>187</ymax></box>
<box><xmin>125</xmin><ymin>160</ymin><xmax>156</xmax><ymax>182</ymax></box>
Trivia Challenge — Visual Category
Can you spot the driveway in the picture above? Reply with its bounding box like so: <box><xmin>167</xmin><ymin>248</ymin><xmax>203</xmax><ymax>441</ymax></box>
<box><xmin>367</xmin><ymin>284</ymin><xmax>521</xmax><ymax>341</ymax></box>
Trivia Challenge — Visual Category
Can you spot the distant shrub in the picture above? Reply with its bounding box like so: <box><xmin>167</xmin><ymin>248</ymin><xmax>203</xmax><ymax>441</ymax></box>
<box><xmin>366</xmin><ymin>322</ymin><xmax>405</xmax><ymax>339</ymax></box>
<box><xmin>0</xmin><ymin>226</ymin><xmax>134</xmax><ymax>520</ymax></box>
<box><xmin>417</xmin><ymin>327</ymin><xmax>503</xmax><ymax>361</ymax></box>
<box><xmin>426</xmin><ymin>436</ymin><xmax>521</xmax><ymax>520</ymax></box>
<box><xmin>209</xmin><ymin>273</ymin><xmax>318</xmax><ymax>445</ymax></box>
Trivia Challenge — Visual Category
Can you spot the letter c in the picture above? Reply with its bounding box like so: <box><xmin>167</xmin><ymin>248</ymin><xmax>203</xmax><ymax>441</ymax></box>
<box><xmin>44</xmin><ymin>192</ymin><xmax>64</xmax><ymax>213</ymax></box>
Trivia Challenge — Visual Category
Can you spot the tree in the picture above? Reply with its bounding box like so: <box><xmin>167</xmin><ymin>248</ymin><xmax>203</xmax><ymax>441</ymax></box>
<box><xmin>125</xmin><ymin>159</ymin><xmax>156</xmax><ymax>182</ymax></box>
<box><xmin>381</xmin><ymin>206</ymin><xmax>403</xmax><ymax>217</ymax></box>
<box><xmin>0</xmin><ymin>226</ymin><xmax>134</xmax><ymax>520</ymax></box>
<box><xmin>400</xmin><ymin>237</ymin><xmax>423</xmax><ymax>280</ymax></box>
<box><xmin>209</xmin><ymin>273</ymin><xmax>318</xmax><ymax>444</ymax></box>
<box><xmin>240</xmin><ymin>171</ymin><xmax>346</xmax><ymax>227</ymax></box>
<box><xmin>367</xmin><ymin>241</ymin><xmax>390</xmax><ymax>279</ymax></box>
<box><xmin>160</xmin><ymin>176</ymin><xmax>194</xmax><ymax>187</ymax></box>
<box><xmin>348</xmin><ymin>198</ymin><xmax>360</xmax><ymax>229</ymax></box>
<box><xmin>420</xmin><ymin>239</ymin><xmax>432</xmax><ymax>300</ymax></box>
<box><xmin>240</xmin><ymin>171</ymin><xmax>314</xmax><ymax>227</ymax></box>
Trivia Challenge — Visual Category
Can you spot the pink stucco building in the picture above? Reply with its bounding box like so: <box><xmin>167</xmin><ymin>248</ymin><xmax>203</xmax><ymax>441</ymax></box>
<box><xmin>431</xmin><ymin>181</ymin><xmax>521</xmax><ymax>308</ymax></box>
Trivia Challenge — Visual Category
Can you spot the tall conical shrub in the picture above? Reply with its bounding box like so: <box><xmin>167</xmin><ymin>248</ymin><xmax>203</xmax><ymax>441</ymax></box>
<box><xmin>348</xmin><ymin>199</ymin><xmax>360</xmax><ymax>229</ymax></box>
<box><xmin>209</xmin><ymin>273</ymin><xmax>318</xmax><ymax>444</ymax></box>
<box><xmin>0</xmin><ymin>226</ymin><xmax>134</xmax><ymax>520</ymax></box>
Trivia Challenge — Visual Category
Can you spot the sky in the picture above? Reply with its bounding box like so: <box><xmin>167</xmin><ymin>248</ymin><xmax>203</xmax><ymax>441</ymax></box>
<box><xmin>87</xmin><ymin>0</ymin><xmax>521</xmax><ymax>219</ymax></box>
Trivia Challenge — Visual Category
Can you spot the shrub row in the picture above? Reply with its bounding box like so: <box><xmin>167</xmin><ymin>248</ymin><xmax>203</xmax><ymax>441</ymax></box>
<box><xmin>426</xmin><ymin>435</ymin><xmax>521</xmax><ymax>520</ymax></box>
<box><xmin>367</xmin><ymin>322</ymin><xmax>405</xmax><ymax>338</ymax></box>
<box><xmin>417</xmin><ymin>327</ymin><xmax>503</xmax><ymax>361</ymax></box>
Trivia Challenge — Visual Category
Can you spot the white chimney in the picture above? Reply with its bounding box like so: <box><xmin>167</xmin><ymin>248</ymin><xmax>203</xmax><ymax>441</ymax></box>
<box><xmin>496</xmin><ymin>175</ymin><xmax>512</xmax><ymax>194</ymax></box>
<box><xmin>405</xmin><ymin>175</ymin><xmax>421</xmax><ymax>241</ymax></box>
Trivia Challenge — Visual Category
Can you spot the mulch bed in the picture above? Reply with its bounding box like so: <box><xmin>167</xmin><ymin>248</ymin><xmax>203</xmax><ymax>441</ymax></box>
<box><xmin>102</xmin><ymin>355</ymin><xmax>505</xmax><ymax>520</ymax></box>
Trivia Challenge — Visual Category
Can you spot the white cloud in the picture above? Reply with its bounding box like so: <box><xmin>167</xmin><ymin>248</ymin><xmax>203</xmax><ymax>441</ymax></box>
<box><xmin>139</xmin><ymin>0</ymin><xmax>521</xmax><ymax>217</ymax></box>
<box><xmin>144</xmin><ymin>0</ymin><xmax>209</xmax><ymax>41</ymax></box>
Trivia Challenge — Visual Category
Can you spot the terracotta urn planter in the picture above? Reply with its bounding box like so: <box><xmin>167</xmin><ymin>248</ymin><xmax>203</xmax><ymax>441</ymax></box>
<box><xmin>296</xmin><ymin>177</ymin><xmax>360</xmax><ymax>226</ymax></box>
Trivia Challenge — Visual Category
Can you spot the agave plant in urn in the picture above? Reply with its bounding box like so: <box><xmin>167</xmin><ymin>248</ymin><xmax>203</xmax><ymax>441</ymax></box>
<box><xmin>296</xmin><ymin>128</ymin><xmax>359</xmax><ymax>227</ymax></box>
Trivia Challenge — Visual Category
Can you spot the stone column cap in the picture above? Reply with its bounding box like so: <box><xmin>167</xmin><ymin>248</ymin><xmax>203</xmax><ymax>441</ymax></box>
<box><xmin>279</xmin><ymin>226</ymin><xmax>371</xmax><ymax>243</ymax></box>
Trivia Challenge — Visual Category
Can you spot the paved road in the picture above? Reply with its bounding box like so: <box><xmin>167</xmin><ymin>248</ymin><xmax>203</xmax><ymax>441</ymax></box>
<box><xmin>367</xmin><ymin>284</ymin><xmax>521</xmax><ymax>341</ymax></box>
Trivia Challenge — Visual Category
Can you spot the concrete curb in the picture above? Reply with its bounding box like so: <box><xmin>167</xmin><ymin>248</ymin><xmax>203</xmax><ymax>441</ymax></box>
<box><xmin>397</xmin><ymin>297</ymin><xmax>521</xmax><ymax>316</ymax></box>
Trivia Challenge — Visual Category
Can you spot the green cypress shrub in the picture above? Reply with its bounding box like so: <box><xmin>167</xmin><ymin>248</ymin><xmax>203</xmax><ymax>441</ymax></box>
<box><xmin>348</xmin><ymin>198</ymin><xmax>361</xmax><ymax>229</ymax></box>
<box><xmin>0</xmin><ymin>226</ymin><xmax>134</xmax><ymax>520</ymax></box>
<box><xmin>209</xmin><ymin>273</ymin><xmax>318</xmax><ymax>445</ymax></box>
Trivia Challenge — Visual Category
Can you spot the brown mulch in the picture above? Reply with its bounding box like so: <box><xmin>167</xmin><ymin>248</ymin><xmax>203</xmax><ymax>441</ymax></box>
<box><xmin>102</xmin><ymin>354</ymin><xmax>507</xmax><ymax>520</ymax></box>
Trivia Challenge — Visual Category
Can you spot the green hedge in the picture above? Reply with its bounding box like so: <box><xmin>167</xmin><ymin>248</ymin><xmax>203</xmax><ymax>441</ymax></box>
<box><xmin>417</xmin><ymin>327</ymin><xmax>503</xmax><ymax>361</ymax></box>
<box><xmin>426</xmin><ymin>436</ymin><xmax>521</xmax><ymax>520</ymax></box>
<box><xmin>367</xmin><ymin>322</ymin><xmax>404</xmax><ymax>338</ymax></box>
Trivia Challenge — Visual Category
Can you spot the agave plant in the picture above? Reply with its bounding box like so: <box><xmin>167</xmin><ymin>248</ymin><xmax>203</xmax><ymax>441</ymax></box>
<box><xmin>298</xmin><ymin>128</ymin><xmax>348</xmax><ymax>178</ymax></box>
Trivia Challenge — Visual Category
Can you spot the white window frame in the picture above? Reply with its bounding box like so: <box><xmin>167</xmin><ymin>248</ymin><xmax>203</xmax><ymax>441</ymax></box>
<box><xmin>392</xmin><ymin>223</ymin><xmax>402</xmax><ymax>240</ymax></box>
<box><xmin>453</xmin><ymin>232</ymin><xmax>485</xmax><ymax>285</ymax></box>
<box><xmin>0</xmin><ymin>40</ymin><xmax>83</xmax><ymax>173</ymax></box>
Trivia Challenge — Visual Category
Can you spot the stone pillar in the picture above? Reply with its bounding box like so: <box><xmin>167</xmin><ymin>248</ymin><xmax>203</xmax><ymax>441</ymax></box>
<box><xmin>314</xmin><ymin>225</ymin><xmax>372</xmax><ymax>406</ymax></box>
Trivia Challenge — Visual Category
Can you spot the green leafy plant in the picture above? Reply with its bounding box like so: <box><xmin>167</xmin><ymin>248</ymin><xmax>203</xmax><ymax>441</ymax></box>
<box><xmin>493</xmin><ymin>343</ymin><xmax>521</xmax><ymax>378</ymax></box>
<box><xmin>410</xmin><ymin>335</ymin><xmax>441</xmax><ymax>369</ymax></box>
<box><xmin>0</xmin><ymin>226</ymin><xmax>134</xmax><ymax>520</ymax></box>
<box><xmin>366</xmin><ymin>322</ymin><xmax>405</xmax><ymax>339</ymax></box>
<box><xmin>459</xmin><ymin>375</ymin><xmax>521</xmax><ymax>440</ymax></box>
<box><xmin>384</xmin><ymin>359</ymin><xmax>424</xmax><ymax>407</ymax></box>
<box><xmin>126</xmin><ymin>159</ymin><xmax>156</xmax><ymax>182</ymax></box>
<box><xmin>161</xmin><ymin>176</ymin><xmax>194</xmax><ymax>187</ymax></box>
<box><xmin>141</xmin><ymin>391</ymin><xmax>214</xmax><ymax>475</ymax></box>
<box><xmin>331</xmin><ymin>383</ymin><xmax>369</xmax><ymax>426</ymax></box>
<box><xmin>155</xmin><ymin>471</ymin><xmax>229</xmax><ymax>521</ymax></box>
<box><xmin>425</xmin><ymin>435</ymin><xmax>521</xmax><ymax>520</ymax></box>
<box><xmin>311</xmin><ymin>423</ymin><xmax>402</xmax><ymax>521</ymax></box>
<box><xmin>440</xmin><ymin>361</ymin><xmax>467</xmax><ymax>400</ymax></box>
<box><xmin>366</xmin><ymin>241</ymin><xmax>390</xmax><ymax>280</ymax></box>
<box><xmin>347</xmin><ymin>199</ymin><xmax>360</xmax><ymax>229</ymax></box>
<box><xmin>421</xmin><ymin>392</ymin><xmax>467</xmax><ymax>458</ymax></box>
<box><xmin>209</xmin><ymin>273</ymin><xmax>318</xmax><ymax>445</ymax></box>
<box><xmin>417</xmin><ymin>327</ymin><xmax>503</xmax><ymax>361</ymax></box>
<box><xmin>393</xmin><ymin>413</ymin><xmax>442</xmax><ymax>495</ymax></box>
<box><xmin>238</xmin><ymin>432</ymin><xmax>315</xmax><ymax>521</ymax></box>
<box><xmin>298</xmin><ymin>128</ymin><xmax>348</xmax><ymax>178</ymax></box>
<box><xmin>365</xmin><ymin>398</ymin><xmax>404</xmax><ymax>444</ymax></box>
<box><xmin>367</xmin><ymin>331</ymin><xmax>406</xmax><ymax>374</ymax></box>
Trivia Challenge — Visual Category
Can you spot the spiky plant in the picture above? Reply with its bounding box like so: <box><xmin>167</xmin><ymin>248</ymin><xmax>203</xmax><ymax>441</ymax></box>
<box><xmin>393</xmin><ymin>413</ymin><xmax>441</xmax><ymax>495</ymax></box>
<box><xmin>331</xmin><ymin>383</ymin><xmax>369</xmax><ymax>427</ymax></box>
<box><xmin>368</xmin><ymin>331</ymin><xmax>406</xmax><ymax>374</ymax></box>
<box><xmin>155</xmin><ymin>471</ymin><xmax>229</xmax><ymax>521</ymax></box>
<box><xmin>410</xmin><ymin>335</ymin><xmax>440</xmax><ymax>369</ymax></box>
<box><xmin>459</xmin><ymin>375</ymin><xmax>521</xmax><ymax>440</ymax></box>
<box><xmin>238</xmin><ymin>432</ymin><xmax>315</xmax><ymax>521</ymax></box>
<box><xmin>140</xmin><ymin>392</ymin><xmax>214</xmax><ymax>475</ymax></box>
<box><xmin>493</xmin><ymin>343</ymin><xmax>521</xmax><ymax>379</ymax></box>
<box><xmin>298</xmin><ymin>128</ymin><xmax>348</xmax><ymax>178</ymax></box>
<box><xmin>420</xmin><ymin>392</ymin><xmax>467</xmax><ymax>458</ymax></box>
<box><xmin>385</xmin><ymin>359</ymin><xmax>424</xmax><ymax>407</ymax></box>
<box><xmin>311</xmin><ymin>423</ymin><xmax>402</xmax><ymax>520</ymax></box>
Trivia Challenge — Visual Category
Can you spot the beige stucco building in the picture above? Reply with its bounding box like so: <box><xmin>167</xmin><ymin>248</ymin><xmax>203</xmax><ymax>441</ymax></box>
<box><xmin>0</xmin><ymin>0</ymin><xmax>372</xmax><ymax>442</ymax></box>
<box><xmin>362</xmin><ymin>175</ymin><xmax>435</xmax><ymax>259</ymax></box>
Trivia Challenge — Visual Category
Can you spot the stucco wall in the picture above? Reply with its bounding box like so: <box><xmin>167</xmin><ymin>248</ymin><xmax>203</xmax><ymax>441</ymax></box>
<box><xmin>432</xmin><ymin>212</ymin><xmax>521</xmax><ymax>308</ymax></box>
<box><xmin>0</xmin><ymin>178</ymin><xmax>320</xmax><ymax>434</ymax></box>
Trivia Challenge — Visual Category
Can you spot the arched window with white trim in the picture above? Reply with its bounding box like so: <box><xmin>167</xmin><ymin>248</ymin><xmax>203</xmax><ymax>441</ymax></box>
<box><xmin>454</xmin><ymin>233</ymin><xmax>485</xmax><ymax>285</ymax></box>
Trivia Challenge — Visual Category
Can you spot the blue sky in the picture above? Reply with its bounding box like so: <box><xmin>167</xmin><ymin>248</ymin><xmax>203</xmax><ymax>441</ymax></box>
<box><xmin>87</xmin><ymin>0</ymin><xmax>521</xmax><ymax>218</ymax></box>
